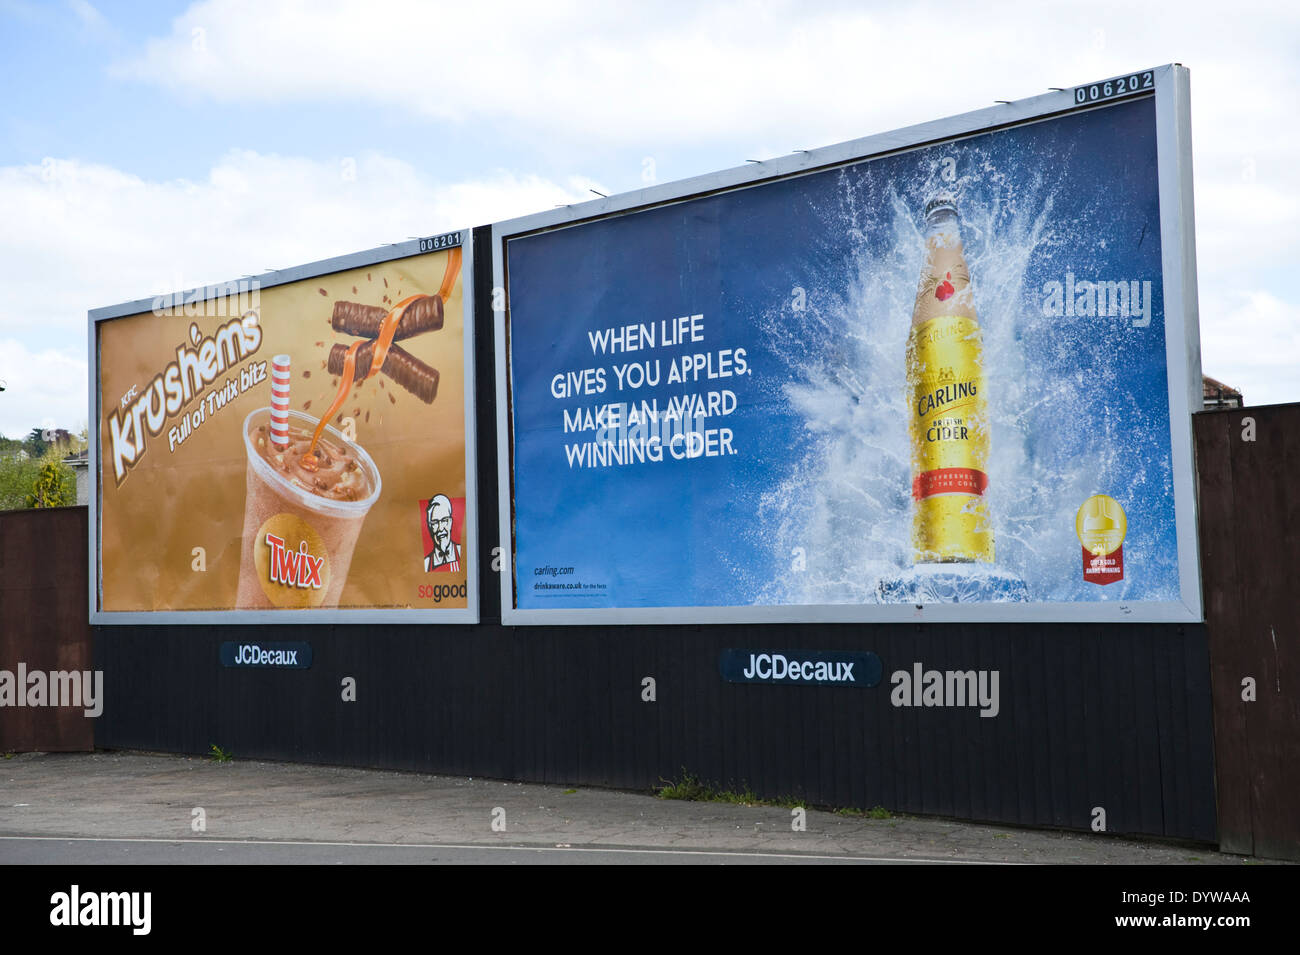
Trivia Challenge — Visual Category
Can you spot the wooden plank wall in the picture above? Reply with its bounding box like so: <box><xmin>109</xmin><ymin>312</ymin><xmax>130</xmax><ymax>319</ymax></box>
<box><xmin>1195</xmin><ymin>404</ymin><xmax>1300</xmax><ymax>860</ymax></box>
<box><xmin>90</xmin><ymin>620</ymin><xmax>1215</xmax><ymax>841</ymax></box>
<box><xmin>0</xmin><ymin>506</ymin><xmax>95</xmax><ymax>752</ymax></box>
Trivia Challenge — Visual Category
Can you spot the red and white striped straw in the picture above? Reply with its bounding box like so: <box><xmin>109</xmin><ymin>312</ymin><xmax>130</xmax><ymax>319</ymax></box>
<box><xmin>270</xmin><ymin>354</ymin><xmax>292</xmax><ymax>447</ymax></box>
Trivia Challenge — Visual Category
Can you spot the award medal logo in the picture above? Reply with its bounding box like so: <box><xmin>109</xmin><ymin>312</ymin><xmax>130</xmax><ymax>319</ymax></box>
<box><xmin>1077</xmin><ymin>494</ymin><xmax>1126</xmax><ymax>585</ymax></box>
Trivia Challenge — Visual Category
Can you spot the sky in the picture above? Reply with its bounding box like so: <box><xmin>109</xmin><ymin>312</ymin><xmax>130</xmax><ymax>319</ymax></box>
<box><xmin>0</xmin><ymin>0</ymin><xmax>1297</xmax><ymax>438</ymax></box>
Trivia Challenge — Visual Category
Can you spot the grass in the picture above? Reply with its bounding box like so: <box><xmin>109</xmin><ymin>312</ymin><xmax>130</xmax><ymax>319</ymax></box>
<box><xmin>655</xmin><ymin>771</ymin><xmax>801</xmax><ymax>809</ymax></box>
<box><xmin>656</xmin><ymin>771</ymin><xmax>903</xmax><ymax>819</ymax></box>
<box><xmin>836</xmin><ymin>805</ymin><xmax>893</xmax><ymax>820</ymax></box>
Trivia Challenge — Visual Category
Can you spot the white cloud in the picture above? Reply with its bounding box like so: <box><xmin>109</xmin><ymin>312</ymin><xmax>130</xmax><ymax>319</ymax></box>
<box><xmin>0</xmin><ymin>152</ymin><xmax>590</xmax><ymax>437</ymax></box>
<box><xmin>1196</xmin><ymin>180</ymin><xmax>1299</xmax><ymax>257</ymax></box>
<box><xmin>105</xmin><ymin>1</ymin><xmax>1300</xmax><ymax>408</ymax></box>
<box><xmin>0</xmin><ymin>339</ymin><xmax>88</xmax><ymax>440</ymax></box>
<box><xmin>1199</xmin><ymin>289</ymin><xmax>1300</xmax><ymax>407</ymax></box>
<box><xmin>6</xmin><ymin>0</ymin><xmax>1298</xmax><ymax>432</ymax></box>
<box><xmin>111</xmin><ymin>1</ymin><xmax>1300</xmax><ymax>155</ymax></box>
<box><xmin>67</xmin><ymin>0</ymin><xmax>108</xmax><ymax>32</ymax></box>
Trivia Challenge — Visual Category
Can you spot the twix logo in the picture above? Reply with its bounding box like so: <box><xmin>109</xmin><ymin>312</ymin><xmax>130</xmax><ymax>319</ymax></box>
<box><xmin>265</xmin><ymin>534</ymin><xmax>325</xmax><ymax>590</ymax></box>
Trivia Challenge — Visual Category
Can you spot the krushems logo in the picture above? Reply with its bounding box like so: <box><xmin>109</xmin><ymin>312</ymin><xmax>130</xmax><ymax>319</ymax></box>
<box><xmin>49</xmin><ymin>885</ymin><xmax>151</xmax><ymax>935</ymax></box>
<box><xmin>107</xmin><ymin>312</ymin><xmax>264</xmax><ymax>485</ymax></box>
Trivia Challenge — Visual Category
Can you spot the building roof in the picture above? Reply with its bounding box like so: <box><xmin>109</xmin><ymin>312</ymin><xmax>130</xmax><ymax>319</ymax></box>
<box><xmin>1202</xmin><ymin>375</ymin><xmax>1241</xmax><ymax>400</ymax></box>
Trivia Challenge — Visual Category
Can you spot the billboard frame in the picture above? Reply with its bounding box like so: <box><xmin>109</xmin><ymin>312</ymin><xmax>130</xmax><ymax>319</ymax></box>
<box><xmin>89</xmin><ymin>231</ymin><xmax>480</xmax><ymax>625</ymax></box>
<box><xmin>492</xmin><ymin>64</ymin><xmax>1203</xmax><ymax>626</ymax></box>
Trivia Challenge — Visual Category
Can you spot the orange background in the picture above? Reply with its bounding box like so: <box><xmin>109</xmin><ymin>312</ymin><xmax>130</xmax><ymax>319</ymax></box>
<box><xmin>97</xmin><ymin>249</ymin><xmax>468</xmax><ymax>612</ymax></box>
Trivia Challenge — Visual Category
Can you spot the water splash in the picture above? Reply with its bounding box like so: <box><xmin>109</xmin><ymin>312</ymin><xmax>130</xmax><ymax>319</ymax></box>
<box><xmin>752</xmin><ymin>140</ymin><xmax>1175</xmax><ymax>606</ymax></box>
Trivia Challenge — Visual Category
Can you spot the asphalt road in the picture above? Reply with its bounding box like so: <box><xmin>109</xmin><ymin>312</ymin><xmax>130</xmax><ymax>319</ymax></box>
<box><xmin>0</xmin><ymin>836</ymin><xmax>946</xmax><ymax>864</ymax></box>
<box><xmin>0</xmin><ymin>751</ymin><xmax>1267</xmax><ymax>866</ymax></box>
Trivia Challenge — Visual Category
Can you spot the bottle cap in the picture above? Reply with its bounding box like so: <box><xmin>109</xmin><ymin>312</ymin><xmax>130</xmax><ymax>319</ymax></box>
<box><xmin>924</xmin><ymin>196</ymin><xmax>957</xmax><ymax>218</ymax></box>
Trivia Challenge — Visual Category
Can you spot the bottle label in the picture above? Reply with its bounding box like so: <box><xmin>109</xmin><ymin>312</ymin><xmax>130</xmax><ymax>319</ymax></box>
<box><xmin>907</xmin><ymin>313</ymin><xmax>992</xmax><ymax>562</ymax></box>
<box><xmin>912</xmin><ymin>467</ymin><xmax>989</xmax><ymax>499</ymax></box>
<box><xmin>907</xmin><ymin>314</ymin><xmax>988</xmax><ymax>484</ymax></box>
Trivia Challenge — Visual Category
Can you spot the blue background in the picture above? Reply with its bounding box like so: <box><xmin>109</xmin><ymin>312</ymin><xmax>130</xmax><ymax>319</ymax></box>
<box><xmin>507</xmin><ymin>97</ymin><xmax>1176</xmax><ymax>610</ymax></box>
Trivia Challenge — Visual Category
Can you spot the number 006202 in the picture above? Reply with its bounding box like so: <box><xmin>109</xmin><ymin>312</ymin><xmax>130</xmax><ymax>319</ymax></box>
<box><xmin>1075</xmin><ymin>71</ymin><xmax>1153</xmax><ymax>105</ymax></box>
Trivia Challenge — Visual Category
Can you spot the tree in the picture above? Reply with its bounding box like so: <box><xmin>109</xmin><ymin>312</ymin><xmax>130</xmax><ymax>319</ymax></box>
<box><xmin>1</xmin><ymin>446</ymin><xmax>75</xmax><ymax>511</ymax></box>
<box><xmin>25</xmin><ymin>460</ymin><xmax>73</xmax><ymax>508</ymax></box>
<box><xmin>0</xmin><ymin>450</ymin><xmax>38</xmax><ymax>510</ymax></box>
<box><xmin>24</xmin><ymin>427</ymin><xmax>48</xmax><ymax>458</ymax></box>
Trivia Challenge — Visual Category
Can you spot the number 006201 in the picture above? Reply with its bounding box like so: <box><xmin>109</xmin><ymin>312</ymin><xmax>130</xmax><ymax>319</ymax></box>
<box><xmin>419</xmin><ymin>232</ymin><xmax>462</xmax><ymax>253</ymax></box>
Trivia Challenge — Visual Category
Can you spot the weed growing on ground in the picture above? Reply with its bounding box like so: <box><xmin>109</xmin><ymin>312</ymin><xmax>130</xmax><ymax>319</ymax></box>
<box><xmin>655</xmin><ymin>771</ymin><xmax>800</xmax><ymax>808</ymax></box>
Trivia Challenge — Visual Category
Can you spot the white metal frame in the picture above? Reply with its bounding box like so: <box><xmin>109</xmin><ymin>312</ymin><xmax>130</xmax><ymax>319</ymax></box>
<box><xmin>491</xmin><ymin>65</ymin><xmax>1203</xmax><ymax>626</ymax></box>
<box><xmin>88</xmin><ymin>233</ymin><xmax>480</xmax><ymax>624</ymax></box>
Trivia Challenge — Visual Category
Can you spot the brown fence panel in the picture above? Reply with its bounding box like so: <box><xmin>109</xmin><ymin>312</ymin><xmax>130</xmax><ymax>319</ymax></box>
<box><xmin>1195</xmin><ymin>404</ymin><xmax>1300</xmax><ymax>860</ymax></box>
<box><xmin>0</xmin><ymin>506</ymin><xmax>94</xmax><ymax>752</ymax></box>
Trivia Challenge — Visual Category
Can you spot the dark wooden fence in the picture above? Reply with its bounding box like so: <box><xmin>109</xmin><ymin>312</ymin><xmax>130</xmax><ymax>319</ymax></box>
<box><xmin>0</xmin><ymin>506</ymin><xmax>94</xmax><ymax>752</ymax></box>
<box><xmin>91</xmin><ymin>619</ymin><xmax>1215</xmax><ymax>841</ymax></box>
<box><xmin>1195</xmin><ymin>402</ymin><xmax>1300</xmax><ymax>860</ymax></box>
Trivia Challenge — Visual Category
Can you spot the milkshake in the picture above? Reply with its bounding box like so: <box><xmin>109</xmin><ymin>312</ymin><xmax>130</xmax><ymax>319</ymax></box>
<box><xmin>235</xmin><ymin>407</ymin><xmax>381</xmax><ymax>609</ymax></box>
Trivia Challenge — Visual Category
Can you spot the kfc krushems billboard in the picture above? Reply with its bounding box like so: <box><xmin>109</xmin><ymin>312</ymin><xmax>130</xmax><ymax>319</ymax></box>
<box><xmin>90</xmin><ymin>232</ymin><xmax>477</xmax><ymax>623</ymax></box>
<box><xmin>494</xmin><ymin>65</ymin><xmax>1202</xmax><ymax>625</ymax></box>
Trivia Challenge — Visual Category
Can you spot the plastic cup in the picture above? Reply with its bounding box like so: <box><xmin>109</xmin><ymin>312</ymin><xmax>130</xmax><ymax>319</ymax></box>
<box><xmin>234</xmin><ymin>407</ymin><xmax>382</xmax><ymax>609</ymax></box>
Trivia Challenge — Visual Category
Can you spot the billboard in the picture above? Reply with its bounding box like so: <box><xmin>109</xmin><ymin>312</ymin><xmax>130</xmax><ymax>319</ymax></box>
<box><xmin>495</xmin><ymin>66</ymin><xmax>1202</xmax><ymax>624</ymax></box>
<box><xmin>90</xmin><ymin>232</ymin><xmax>477</xmax><ymax>623</ymax></box>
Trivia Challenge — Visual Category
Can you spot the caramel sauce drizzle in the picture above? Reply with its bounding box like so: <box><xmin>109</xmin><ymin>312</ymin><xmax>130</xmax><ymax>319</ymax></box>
<box><xmin>300</xmin><ymin>248</ymin><xmax>463</xmax><ymax>470</ymax></box>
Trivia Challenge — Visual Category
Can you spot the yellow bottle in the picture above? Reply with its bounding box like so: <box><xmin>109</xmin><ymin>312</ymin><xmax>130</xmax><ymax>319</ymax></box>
<box><xmin>907</xmin><ymin>197</ymin><xmax>993</xmax><ymax>563</ymax></box>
